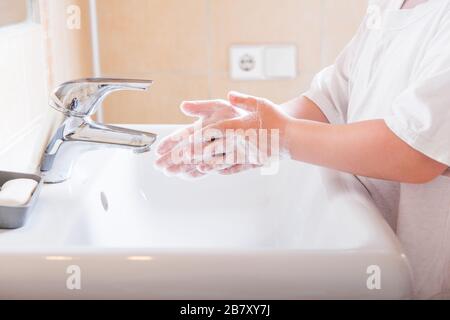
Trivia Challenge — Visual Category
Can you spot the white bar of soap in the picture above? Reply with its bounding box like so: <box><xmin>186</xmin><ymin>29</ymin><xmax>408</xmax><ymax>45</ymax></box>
<box><xmin>0</xmin><ymin>179</ymin><xmax>38</xmax><ymax>207</ymax></box>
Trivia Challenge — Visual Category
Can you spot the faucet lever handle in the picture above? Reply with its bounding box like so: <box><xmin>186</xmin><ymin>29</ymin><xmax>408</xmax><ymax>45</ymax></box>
<box><xmin>50</xmin><ymin>78</ymin><xmax>153</xmax><ymax>118</ymax></box>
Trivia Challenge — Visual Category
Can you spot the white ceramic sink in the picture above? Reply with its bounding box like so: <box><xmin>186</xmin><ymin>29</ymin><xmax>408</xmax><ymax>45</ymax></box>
<box><xmin>0</xmin><ymin>125</ymin><xmax>413</xmax><ymax>299</ymax></box>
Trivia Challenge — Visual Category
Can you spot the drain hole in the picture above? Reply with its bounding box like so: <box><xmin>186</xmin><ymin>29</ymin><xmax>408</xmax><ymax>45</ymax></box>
<box><xmin>100</xmin><ymin>192</ymin><xmax>109</xmax><ymax>212</ymax></box>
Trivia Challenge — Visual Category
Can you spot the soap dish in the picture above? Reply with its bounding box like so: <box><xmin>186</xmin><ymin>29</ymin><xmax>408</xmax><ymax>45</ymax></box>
<box><xmin>0</xmin><ymin>171</ymin><xmax>43</xmax><ymax>229</ymax></box>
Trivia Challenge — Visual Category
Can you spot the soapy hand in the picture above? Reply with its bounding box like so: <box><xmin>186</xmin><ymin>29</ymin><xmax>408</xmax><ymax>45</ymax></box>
<box><xmin>155</xmin><ymin>98</ymin><xmax>241</xmax><ymax>178</ymax></box>
<box><xmin>155</xmin><ymin>92</ymin><xmax>291</xmax><ymax>178</ymax></box>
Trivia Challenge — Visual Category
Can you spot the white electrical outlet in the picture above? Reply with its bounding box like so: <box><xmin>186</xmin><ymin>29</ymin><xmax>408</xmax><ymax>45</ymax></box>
<box><xmin>230</xmin><ymin>45</ymin><xmax>297</xmax><ymax>80</ymax></box>
<box><xmin>230</xmin><ymin>46</ymin><xmax>265</xmax><ymax>80</ymax></box>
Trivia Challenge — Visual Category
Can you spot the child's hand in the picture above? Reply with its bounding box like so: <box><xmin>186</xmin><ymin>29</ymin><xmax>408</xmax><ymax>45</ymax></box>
<box><xmin>155</xmin><ymin>92</ymin><xmax>291</xmax><ymax>178</ymax></box>
<box><xmin>187</xmin><ymin>92</ymin><xmax>290</xmax><ymax>174</ymax></box>
<box><xmin>155</xmin><ymin>99</ymin><xmax>240</xmax><ymax>178</ymax></box>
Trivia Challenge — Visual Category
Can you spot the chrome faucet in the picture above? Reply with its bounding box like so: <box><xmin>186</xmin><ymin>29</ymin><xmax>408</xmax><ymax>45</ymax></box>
<box><xmin>40</xmin><ymin>78</ymin><xmax>158</xmax><ymax>184</ymax></box>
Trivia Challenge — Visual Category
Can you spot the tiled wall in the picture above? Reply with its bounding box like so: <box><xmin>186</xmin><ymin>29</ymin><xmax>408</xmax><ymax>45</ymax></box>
<box><xmin>0</xmin><ymin>0</ymin><xmax>366</xmax><ymax>173</ymax></box>
<box><xmin>41</xmin><ymin>0</ymin><xmax>93</xmax><ymax>88</ymax></box>
<box><xmin>0</xmin><ymin>0</ymin><xmax>28</xmax><ymax>27</ymax></box>
<box><xmin>97</xmin><ymin>0</ymin><xmax>367</xmax><ymax>124</ymax></box>
<box><xmin>0</xmin><ymin>0</ymin><xmax>93</xmax><ymax>173</ymax></box>
<box><xmin>0</xmin><ymin>23</ymin><xmax>49</xmax><ymax>173</ymax></box>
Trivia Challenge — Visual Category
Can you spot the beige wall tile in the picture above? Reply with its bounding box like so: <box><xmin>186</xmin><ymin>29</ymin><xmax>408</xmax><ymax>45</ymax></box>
<box><xmin>97</xmin><ymin>0</ymin><xmax>208</xmax><ymax>75</ymax></box>
<box><xmin>322</xmin><ymin>0</ymin><xmax>367</xmax><ymax>66</ymax></box>
<box><xmin>209</xmin><ymin>0</ymin><xmax>322</xmax><ymax>75</ymax></box>
<box><xmin>0</xmin><ymin>0</ymin><xmax>28</xmax><ymax>27</ymax></box>
<box><xmin>210</xmin><ymin>73</ymin><xmax>315</xmax><ymax>104</ymax></box>
<box><xmin>42</xmin><ymin>0</ymin><xmax>94</xmax><ymax>87</ymax></box>
<box><xmin>103</xmin><ymin>74</ymin><xmax>209</xmax><ymax>124</ymax></box>
<box><xmin>95</xmin><ymin>0</ymin><xmax>367</xmax><ymax>124</ymax></box>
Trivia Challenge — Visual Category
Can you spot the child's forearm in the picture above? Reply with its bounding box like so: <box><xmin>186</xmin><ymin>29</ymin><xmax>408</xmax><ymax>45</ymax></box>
<box><xmin>285</xmin><ymin>118</ymin><xmax>448</xmax><ymax>183</ymax></box>
<box><xmin>156</xmin><ymin>92</ymin><xmax>448</xmax><ymax>182</ymax></box>
<box><xmin>280</xmin><ymin>96</ymin><xmax>330</xmax><ymax>123</ymax></box>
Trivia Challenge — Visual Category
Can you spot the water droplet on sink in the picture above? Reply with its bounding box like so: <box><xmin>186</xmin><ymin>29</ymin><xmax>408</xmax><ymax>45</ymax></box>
<box><xmin>100</xmin><ymin>192</ymin><xmax>109</xmax><ymax>212</ymax></box>
<box><xmin>139</xmin><ymin>189</ymin><xmax>150</xmax><ymax>201</ymax></box>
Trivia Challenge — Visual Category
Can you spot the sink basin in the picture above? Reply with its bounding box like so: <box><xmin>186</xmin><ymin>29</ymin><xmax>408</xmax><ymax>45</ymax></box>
<box><xmin>0</xmin><ymin>125</ymin><xmax>413</xmax><ymax>299</ymax></box>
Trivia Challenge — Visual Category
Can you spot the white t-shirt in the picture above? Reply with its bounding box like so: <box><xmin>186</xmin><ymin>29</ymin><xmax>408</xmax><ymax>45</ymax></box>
<box><xmin>304</xmin><ymin>0</ymin><xmax>450</xmax><ymax>299</ymax></box>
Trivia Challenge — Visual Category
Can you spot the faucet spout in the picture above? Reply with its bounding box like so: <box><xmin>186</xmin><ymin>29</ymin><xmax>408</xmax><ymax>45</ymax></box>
<box><xmin>40</xmin><ymin>78</ymin><xmax>158</xmax><ymax>184</ymax></box>
<box><xmin>69</xmin><ymin>120</ymin><xmax>157</xmax><ymax>150</ymax></box>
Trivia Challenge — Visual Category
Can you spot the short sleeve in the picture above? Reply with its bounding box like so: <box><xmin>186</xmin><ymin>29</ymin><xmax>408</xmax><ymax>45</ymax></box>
<box><xmin>384</xmin><ymin>17</ymin><xmax>450</xmax><ymax>166</ymax></box>
<box><xmin>303</xmin><ymin>64</ymin><xmax>349</xmax><ymax>125</ymax></box>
